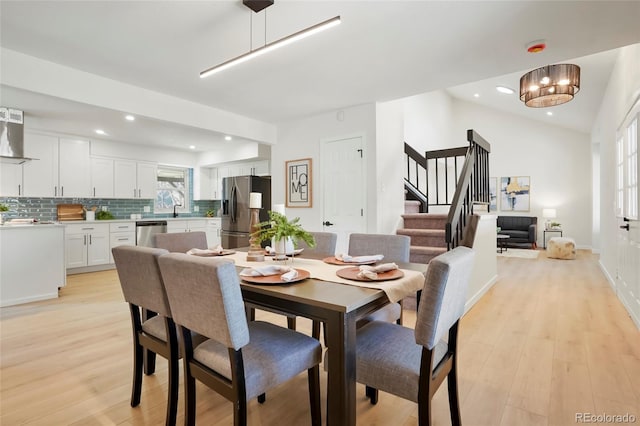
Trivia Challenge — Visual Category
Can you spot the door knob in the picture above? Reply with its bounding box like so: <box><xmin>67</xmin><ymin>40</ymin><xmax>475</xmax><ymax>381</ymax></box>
<box><xmin>620</xmin><ymin>224</ymin><xmax>630</xmax><ymax>230</ymax></box>
<box><xmin>323</xmin><ymin>221</ymin><xmax>334</xmax><ymax>226</ymax></box>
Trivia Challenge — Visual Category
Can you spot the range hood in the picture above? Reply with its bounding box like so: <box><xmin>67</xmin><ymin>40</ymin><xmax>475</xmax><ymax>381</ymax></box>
<box><xmin>0</xmin><ymin>107</ymin><xmax>35</xmax><ymax>164</ymax></box>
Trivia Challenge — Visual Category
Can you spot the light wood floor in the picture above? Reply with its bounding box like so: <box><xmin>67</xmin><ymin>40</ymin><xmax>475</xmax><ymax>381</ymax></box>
<box><xmin>1</xmin><ymin>250</ymin><xmax>639</xmax><ymax>425</ymax></box>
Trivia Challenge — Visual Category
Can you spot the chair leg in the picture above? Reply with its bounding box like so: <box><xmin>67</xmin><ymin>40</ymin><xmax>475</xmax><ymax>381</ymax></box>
<box><xmin>312</xmin><ymin>320</ymin><xmax>321</xmax><ymax>340</ymax></box>
<box><xmin>234</xmin><ymin>398</ymin><xmax>248</xmax><ymax>426</ymax></box>
<box><xmin>308</xmin><ymin>366</ymin><xmax>321</xmax><ymax>426</ymax></box>
<box><xmin>131</xmin><ymin>341</ymin><xmax>143</xmax><ymax>407</ymax></box>
<box><xmin>447</xmin><ymin>366</ymin><xmax>461</xmax><ymax>426</ymax></box>
<box><xmin>365</xmin><ymin>386</ymin><xmax>378</xmax><ymax>405</ymax></box>
<box><xmin>184</xmin><ymin>369</ymin><xmax>196</xmax><ymax>426</ymax></box>
<box><xmin>287</xmin><ymin>316</ymin><xmax>297</xmax><ymax>330</ymax></box>
<box><xmin>257</xmin><ymin>393</ymin><xmax>266</xmax><ymax>404</ymax></box>
<box><xmin>165</xmin><ymin>353</ymin><xmax>179</xmax><ymax>426</ymax></box>
<box><xmin>143</xmin><ymin>349</ymin><xmax>156</xmax><ymax>375</ymax></box>
<box><xmin>418</xmin><ymin>393</ymin><xmax>433</xmax><ymax>426</ymax></box>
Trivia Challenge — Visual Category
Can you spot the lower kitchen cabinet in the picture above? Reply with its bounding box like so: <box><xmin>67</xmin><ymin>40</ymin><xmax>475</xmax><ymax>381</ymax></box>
<box><xmin>206</xmin><ymin>218</ymin><xmax>221</xmax><ymax>247</ymax></box>
<box><xmin>167</xmin><ymin>219</ymin><xmax>206</xmax><ymax>234</ymax></box>
<box><xmin>109</xmin><ymin>222</ymin><xmax>135</xmax><ymax>263</ymax></box>
<box><xmin>65</xmin><ymin>223</ymin><xmax>110</xmax><ymax>268</ymax></box>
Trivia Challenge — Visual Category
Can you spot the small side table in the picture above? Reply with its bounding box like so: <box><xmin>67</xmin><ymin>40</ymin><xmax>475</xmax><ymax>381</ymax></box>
<box><xmin>497</xmin><ymin>234</ymin><xmax>510</xmax><ymax>253</ymax></box>
<box><xmin>543</xmin><ymin>229</ymin><xmax>563</xmax><ymax>249</ymax></box>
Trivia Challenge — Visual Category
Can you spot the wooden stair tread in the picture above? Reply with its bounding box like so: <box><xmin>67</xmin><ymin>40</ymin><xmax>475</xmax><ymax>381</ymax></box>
<box><xmin>397</xmin><ymin>228</ymin><xmax>444</xmax><ymax>236</ymax></box>
<box><xmin>410</xmin><ymin>246</ymin><xmax>448</xmax><ymax>254</ymax></box>
<box><xmin>401</xmin><ymin>213</ymin><xmax>447</xmax><ymax>219</ymax></box>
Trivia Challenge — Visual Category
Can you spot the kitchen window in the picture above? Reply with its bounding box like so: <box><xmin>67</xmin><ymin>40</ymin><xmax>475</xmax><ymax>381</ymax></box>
<box><xmin>155</xmin><ymin>166</ymin><xmax>190</xmax><ymax>214</ymax></box>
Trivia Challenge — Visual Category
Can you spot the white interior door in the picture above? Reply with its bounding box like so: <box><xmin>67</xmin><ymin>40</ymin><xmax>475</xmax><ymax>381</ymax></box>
<box><xmin>321</xmin><ymin>136</ymin><xmax>365</xmax><ymax>254</ymax></box>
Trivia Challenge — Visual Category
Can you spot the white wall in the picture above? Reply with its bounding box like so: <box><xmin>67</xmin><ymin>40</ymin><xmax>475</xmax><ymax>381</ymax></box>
<box><xmin>273</xmin><ymin>104</ymin><xmax>377</xmax><ymax>235</ymax></box>
<box><xmin>451</xmin><ymin>99</ymin><xmax>593</xmax><ymax>248</ymax></box>
<box><xmin>592</xmin><ymin>43</ymin><xmax>640</xmax><ymax>283</ymax></box>
<box><xmin>403</xmin><ymin>90</ymin><xmax>455</xmax><ymax>152</ymax></box>
<box><xmin>375</xmin><ymin>100</ymin><xmax>405</xmax><ymax>233</ymax></box>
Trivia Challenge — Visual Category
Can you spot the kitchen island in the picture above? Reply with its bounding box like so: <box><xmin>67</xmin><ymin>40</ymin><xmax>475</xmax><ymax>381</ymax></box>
<box><xmin>0</xmin><ymin>223</ymin><xmax>66</xmax><ymax>307</ymax></box>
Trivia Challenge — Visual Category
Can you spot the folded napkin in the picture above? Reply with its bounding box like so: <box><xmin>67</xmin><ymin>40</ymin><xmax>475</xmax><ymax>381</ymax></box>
<box><xmin>281</xmin><ymin>269</ymin><xmax>299</xmax><ymax>282</ymax></box>
<box><xmin>264</xmin><ymin>246</ymin><xmax>275</xmax><ymax>254</ymax></box>
<box><xmin>336</xmin><ymin>253</ymin><xmax>384</xmax><ymax>263</ymax></box>
<box><xmin>357</xmin><ymin>262</ymin><xmax>399</xmax><ymax>280</ymax></box>
<box><xmin>187</xmin><ymin>247</ymin><xmax>220</xmax><ymax>256</ymax></box>
<box><xmin>239</xmin><ymin>265</ymin><xmax>291</xmax><ymax>277</ymax></box>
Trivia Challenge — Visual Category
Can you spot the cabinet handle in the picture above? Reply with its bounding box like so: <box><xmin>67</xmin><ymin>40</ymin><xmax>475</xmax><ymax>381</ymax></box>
<box><xmin>55</xmin><ymin>186</ymin><xmax>57</xmax><ymax>197</ymax></box>
<box><xmin>117</xmin><ymin>238</ymin><xmax>128</xmax><ymax>241</ymax></box>
<box><xmin>118</xmin><ymin>226</ymin><xmax>128</xmax><ymax>229</ymax></box>
<box><xmin>84</xmin><ymin>235</ymin><xmax>87</xmax><ymax>245</ymax></box>
<box><xmin>90</xmin><ymin>235</ymin><xmax>92</xmax><ymax>244</ymax></box>
<box><xmin>93</xmin><ymin>187</ymin><xmax>96</xmax><ymax>197</ymax></box>
<box><xmin>138</xmin><ymin>189</ymin><xmax>141</xmax><ymax>198</ymax></box>
<box><xmin>82</xmin><ymin>227</ymin><xmax>94</xmax><ymax>230</ymax></box>
<box><xmin>18</xmin><ymin>184</ymin><xmax>21</xmax><ymax>196</ymax></box>
<box><xmin>133</xmin><ymin>189</ymin><xmax>136</xmax><ymax>198</ymax></box>
<box><xmin>61</xmin><ymin>186</ymin><xmax>64</xmax><ymax>197</ymax></box>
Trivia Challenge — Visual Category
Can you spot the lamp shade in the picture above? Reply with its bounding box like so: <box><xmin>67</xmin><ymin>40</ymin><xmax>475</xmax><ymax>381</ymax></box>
<box><xmin>520</xmin><ymin>64</ymin><xmax>580</xmax><ymax>107</ymax></box>
<box><xmin>542</xmin><ymin>208</ymin><xmax>557</xmax><ymax>219</ymax></box>
<box><xmin>249</xmin><ymin>192</ymin><xmax>262</xmax><ymax>209</ymax></box>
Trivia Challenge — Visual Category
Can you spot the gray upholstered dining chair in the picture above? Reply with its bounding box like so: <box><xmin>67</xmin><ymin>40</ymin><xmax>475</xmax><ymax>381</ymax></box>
<box><xmin>112</xmin><ymin>245</ymin><xmax>178</xmax><ymax>426</ymax></box>
<box><xmin>355</xmin><ymin>246</ymin><xmax>475</xmax><ymax>426</ymax></box>
<box><xmin>348</xmin><ymin>233</ymin><xmax>411</xmax><ymax>325</ymax></box>
<box><xmin>154</xmin><ymin>231</ymin><xmax>208</xmax><ymax>253</ymax></box>
<box><xmin>296</xmin><ymin>231</ymin><xmax>338</xmax><ymax>258</ymax></box>
<box><xmin>157</xmin><ymin>253</ymin><xmax>322</xmax><ymax>426</ymax></box>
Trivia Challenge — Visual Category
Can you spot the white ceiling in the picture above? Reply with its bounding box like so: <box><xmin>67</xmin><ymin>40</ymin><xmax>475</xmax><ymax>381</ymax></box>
<box><xmin>1</xmin><ymin>1</ymin><xmax>639</xmax><ymax>151</ymax></box>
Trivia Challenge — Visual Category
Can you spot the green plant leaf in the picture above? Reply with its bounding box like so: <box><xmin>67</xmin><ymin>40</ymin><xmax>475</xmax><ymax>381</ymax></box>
<box><xmin>251</xmin><ymin>211</ymin><xmax>316</xmax><ymax>248</ymax></box>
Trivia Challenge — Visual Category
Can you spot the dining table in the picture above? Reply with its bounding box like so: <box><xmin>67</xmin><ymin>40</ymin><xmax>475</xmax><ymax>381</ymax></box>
<box><xmin>218</xmin><ymin>250</ymin><xmax>427</xmax><ymax>426</ymax></box>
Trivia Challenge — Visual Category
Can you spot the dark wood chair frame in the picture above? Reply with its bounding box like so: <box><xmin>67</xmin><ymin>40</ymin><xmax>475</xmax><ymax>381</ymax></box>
<box><xmin>178</xmin><ymin>325</ymin><xmax>322</xmax><ymax>426</ymax></box>
<box><xmin>129</xmin><ymin>306</ymin><xmax>179</xmax><ymax>426</ymax></box>
<box><xmin>365</xmin><ymin>320</ymin><xmax>461</xmax><ymax>426</ymax></box>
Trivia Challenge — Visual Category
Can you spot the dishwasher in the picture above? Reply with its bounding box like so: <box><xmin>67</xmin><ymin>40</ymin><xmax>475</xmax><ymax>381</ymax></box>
<box><xmin>135</xmin><ymin>220</ymin><xmax>167</xmax><ymax>247</ymax></box>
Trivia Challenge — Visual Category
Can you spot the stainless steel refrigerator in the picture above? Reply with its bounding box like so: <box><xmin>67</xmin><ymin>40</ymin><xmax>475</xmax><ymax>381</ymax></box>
<box><xmin>221</xmin><ymin>175</ymin><xmax>271</xmax><ymax>249</ymax></box>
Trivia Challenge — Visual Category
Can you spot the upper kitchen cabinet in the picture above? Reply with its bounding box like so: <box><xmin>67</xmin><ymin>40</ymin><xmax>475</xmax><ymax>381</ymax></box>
<box><xmin>193</xmin><ymin>167</ymin><xmax>215</xmax><ymax>200</ymax></box>
<box><xmin>90</xmin><ymin>157</ymin><xmax>114</xmax><ymax>198</ymax></box>
<box><xmin>22</xmin><ymin>134</ymin><xmax>91</xmax><ymax>198</ymax></box>
<box><xmin>0</xmin><ymin>163</ymin><xmax>23</xmax><ymax>196</ymax></box>
<box><xmin>114</xmin><ymin>160</ymin><xmax>157</xmax><ymax>199</ymax></box>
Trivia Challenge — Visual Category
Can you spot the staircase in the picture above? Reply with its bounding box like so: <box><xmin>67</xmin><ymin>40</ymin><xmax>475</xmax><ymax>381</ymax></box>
<box><xmin>398</xmin><ymin>210</ymin><xmax>448</xmax><ymax>264</ymax></box>
<box><xmin>401</xmin><ymin>129</ymin><xmax>491</xmax><ymax>256</ymax></box>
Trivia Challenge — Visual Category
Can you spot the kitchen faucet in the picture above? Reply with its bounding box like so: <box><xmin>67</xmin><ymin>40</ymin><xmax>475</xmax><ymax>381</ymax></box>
<box><xmin>173</xmin><ymin>203</ymin><xmax>182</xmax><ymax>218</ymax></box>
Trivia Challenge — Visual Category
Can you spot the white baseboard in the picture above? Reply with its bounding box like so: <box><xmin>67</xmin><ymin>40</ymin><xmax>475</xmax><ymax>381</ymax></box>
<box><xmin>598</xmin><ymin>260</ymin><xmax>640</xmax><ymax>330</ymax></box>
<box><xmin>598</xmin><ymin>260</ymin><xmax>617</xmax><ymax>292</ymax></box>
<box><xmin>464</xmin><ymin>274</ymin><xmax>498</xmax><ymax>314</ymax></box>
<box><xmin>0</xmin><ymin>292</ymin><xmax>59</xmax><ymax>308</ymax></box>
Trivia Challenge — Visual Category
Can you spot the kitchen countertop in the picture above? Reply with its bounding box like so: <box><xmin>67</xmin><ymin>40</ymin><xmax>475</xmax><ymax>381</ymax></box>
<box><xmin>58</xmin><ymin>217</ymin><xmax>221</xmax><ymax>224</ymax></box>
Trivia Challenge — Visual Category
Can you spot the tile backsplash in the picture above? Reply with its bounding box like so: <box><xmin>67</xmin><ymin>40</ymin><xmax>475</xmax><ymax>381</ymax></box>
<box><xmin>0</xmin><ymin>197</ymin><xmax>220</xmax><ymax>221</ymax></box>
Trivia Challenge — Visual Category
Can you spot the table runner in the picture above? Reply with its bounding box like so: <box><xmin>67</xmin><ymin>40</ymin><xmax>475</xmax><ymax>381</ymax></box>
<box><xmin>223</xmin><ymin>252</ymin><xmax>425</xmax><ymax>303</ymax></box>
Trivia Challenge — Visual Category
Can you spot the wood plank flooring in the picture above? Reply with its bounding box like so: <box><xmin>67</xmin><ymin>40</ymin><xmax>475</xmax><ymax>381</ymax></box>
<box><xmin>1</xmin><ymin>250</ymin><xmax>638</xmax><ymax>425</ymax></box>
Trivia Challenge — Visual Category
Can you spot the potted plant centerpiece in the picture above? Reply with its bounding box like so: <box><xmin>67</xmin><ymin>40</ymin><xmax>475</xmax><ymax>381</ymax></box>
<box><xmin>251</xmin><ymin>211</ymin><xmax>315</xmax><ymax>259</ymax></box>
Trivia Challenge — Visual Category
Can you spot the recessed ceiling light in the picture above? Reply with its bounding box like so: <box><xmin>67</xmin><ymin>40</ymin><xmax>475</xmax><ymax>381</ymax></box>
<box><xmin>189</xmin><ymin>145</ymin><xmax>196</xmax><ymax>150</ymax></box>
<box><xmin>125</xmin><ymin>115</ymin><xmax>135</xmax><ymax>121</ymax></box>
<box><xmin>546</xmin><ymin>111</ymin><xmax>553</xmax><ymax>116</ymax></box>
<box><xmin>473</xmin><ymin>93</ymin><xmax>480</xmax><ymax>98</ymax></box>
<box><xmin>496</xmin><ymin>86</ymin><xmax>515</xmax><ymax>95</ymax></box>
<box><xmin>95</xmin><ymin>129</ymin><xmax>107</xmax><ymax>135</ymax></box>
<box><xmin>224</xmin><ymin>136</ymin><xmax>232</xmax><ymax>141</ymax></box>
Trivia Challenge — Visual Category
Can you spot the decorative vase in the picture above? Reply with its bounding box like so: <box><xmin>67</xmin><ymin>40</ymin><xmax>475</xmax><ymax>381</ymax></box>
<box><xmin>272</xmin><ymin>237</ymin><xmax>294</xmax><ymax>261</ymax></box>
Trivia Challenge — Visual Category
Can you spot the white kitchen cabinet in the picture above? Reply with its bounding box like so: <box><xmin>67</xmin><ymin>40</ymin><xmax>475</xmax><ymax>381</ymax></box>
<box><xmin>252</xmin><ymin>160</ymin><xmax>270</xmax><ymax>176</ymax></box>
<box><xmin>114</xmin><ymin>160</ymin><xmax>157</xmax><ymax>199</ymax></box>
<box><xmin>0</xmin><ymin>163</ymin><xmax>22</xmax><ymax>196</ymax></box>
<box><xmin>167</xmin><ymin>219</ymin><xmax>207</xmax><ymax>234</ymax></box>
<box><xmin>90</xmin><ymin>157</ymin><xmax>114</xmax><ymax>198</ymax></box>
<box><xmin>109</xmin><ymin>222</ymin><xmax>135</xmax><ymax>263</ymax></box>
<box><xmin>206</xmin><ymin>218</ymin><xmax>221</xmax><ymax>247</ymax></box>
<box><xmin>22</xmin><ymin>133</ymin><xmax>91</xmax><ymax>198</ymax></box>
<box><xmin>65</xmin><ymin>223</ymin><xmax>110</xmax><ymax>268</ymax></box>
<box><xmin>193</xmin><ymin>167</ymin><xmax>214</xmax><ymax>200</ymax></box>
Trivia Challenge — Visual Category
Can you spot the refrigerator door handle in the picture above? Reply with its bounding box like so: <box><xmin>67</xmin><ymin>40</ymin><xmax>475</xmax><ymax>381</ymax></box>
<box><xmin>230</xmin><ymin>185</ymin><xmax>237</xmax><ymax>224</ymax></box>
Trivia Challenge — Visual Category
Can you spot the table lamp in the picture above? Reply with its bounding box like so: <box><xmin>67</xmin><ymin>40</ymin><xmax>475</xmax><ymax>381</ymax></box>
<box><xmin>247</xmin><ymin>192</ymin><xmax>265</xmax><ymax>261</ymax></box>
<box><xmin>542</xmin><ymin>208</ymin><xmax>556</xmax><ymax>230</ymax></box>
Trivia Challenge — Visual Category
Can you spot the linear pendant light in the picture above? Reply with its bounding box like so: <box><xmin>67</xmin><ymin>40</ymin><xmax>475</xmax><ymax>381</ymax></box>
<box><xmin>200</xmin><ymin>15</ymin><xmax>341</xmax><ymax>78</ymax></box>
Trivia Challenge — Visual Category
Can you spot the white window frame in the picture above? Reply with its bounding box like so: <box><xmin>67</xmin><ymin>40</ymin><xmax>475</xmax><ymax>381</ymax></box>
<box><xmin>155</xmin><ymin>165</ymin><xmax>190</xmax><ymax>214</ymax></box>
<box><xmin>616</xmin><ymin>102</ymin><xmax>639</xmax><ymax>220</ymax></box>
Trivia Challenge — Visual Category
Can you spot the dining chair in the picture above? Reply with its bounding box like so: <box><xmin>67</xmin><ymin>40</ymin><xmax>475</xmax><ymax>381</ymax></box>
<box><xmin>157</xmin><ymin>253</ymin><xmax>322</xmax><ymax>426</ymax></box>
<box><xmin>355</xmin><ymin>246</ymin><xmax>475</xmax><ymax>426</ymax></box>
<box><xmin>348</xmin><ymin>233</ymin><xmax>411</xmax><ymax>325</ymax></box>
<box><xmin>296</xmin><ymin>231</ymin><xmax>338</xmax><ymax>258</ymax></box>
<box><xmin>112</xmin><ymin>245</ymin><xmax>179</xmax><ymax>426</ymax></box>
<box><xmin>154</xmin><ymin>231</ymin><xmax>208</xmax><ymax>253</ymax></box>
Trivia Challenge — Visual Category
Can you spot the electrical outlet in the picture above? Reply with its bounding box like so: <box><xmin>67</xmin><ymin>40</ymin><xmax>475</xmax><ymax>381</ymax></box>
<box><xmin>143</xmin><ymin>206</ymin><xmax>150</xmax><ymax>213</ymax></box>
<box><xmin>101</xmin><ymin>206</ymin><xmax>108</xmax><ymax>212</ymax></box>
<box><xmin>194</xmin><ymin>206</ymin><xmax>199</xmax><ymax>212</ymax></box>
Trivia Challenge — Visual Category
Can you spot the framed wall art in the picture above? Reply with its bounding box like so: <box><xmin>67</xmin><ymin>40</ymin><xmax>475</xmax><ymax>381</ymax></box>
<box><xmin>286</xmin><ymin>158</ymin><xmax>312</xmax><ymax>208</ymax></box>
<box><xmin>500</xmin><ymin>176</ymin><xmax>530</xmax><ymax>211</ymax></box>
<box><xmin>489</xmin><ymin>177</ymin><xmax>498</xmax><ymax>212</ymax></box>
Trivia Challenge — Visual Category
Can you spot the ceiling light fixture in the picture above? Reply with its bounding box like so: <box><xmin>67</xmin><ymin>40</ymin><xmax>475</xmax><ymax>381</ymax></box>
<box><xmin>520</xmin><ymin>64</ymin><xmax>580</xmax><ymax>107</ymax></box>
<box><xmin>95</xmin><ymin>129</ymin><xmax>106</xmax><ymax>135</ymax></box>
<box><xmin>125</xmin><ymin>115</ymin><xmax>135</xmax><ymax>121</ymax></box>
<box><xmin>225</xmin><ymin>136</ymin><xmax>232</xmax><ymax>141</ymax></box>
<box><xmin>496</xmin><ymin>86</ymin><xmax>514</xmax><ymax>95</ymax></box>
<box><xmin>473</xmin><ymin>93</ymin><xmax>480</xmax><ymax>98</ymax></box>
<box><xmin>200</xmin><ymin>1</ymin><xmax>340</xmax><ymax>78</ymax></box>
